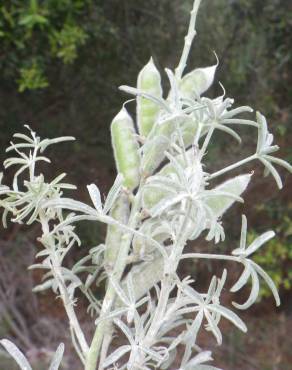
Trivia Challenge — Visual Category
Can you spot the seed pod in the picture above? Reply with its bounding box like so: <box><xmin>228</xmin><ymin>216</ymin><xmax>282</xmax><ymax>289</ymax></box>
<box><xmin>207</xmin><ymin>173</ymin><xmax>252</xmax><ymax>217</ymax></box>
<box><xmin>137</xmin><ymin>58</ymin><xmax>163</xmax><ymax>137</ymax></box>
<box><xmin>111</xmin><ymin>108</ymin><xmax>141</xmax><ymax>189</ymax></box>
<box><xmin>180</xmin><ymin>63</ymin><xmax>217</xmax><ymax>98</ymax></box>
<box><xmin>141</xmin><ymin>114</ymin><xmax>186</xmax><ymax>175</ymax></box>
<box><xmin>141</xmin><ymin>135</ymin><xmax>169</xmax><ymax>176</ymax></box>
<box><xmin>118</xmin><ymin>251</ymin><xmax>164</xmax><ymax>306</ymax></box>
<box><xmin>104</xmin><ymin>193</ymin><xmax>130</xmax><ymax>269</ymax></box>
<box><xmin>181</xmin><ymin>115</ymin><xmax>199</xmax><ymax>146</ymax></box>
<box><xmin>142</xmin><ymin>148</ymin><xmax>196</xmax><ymax>210</ymax></box>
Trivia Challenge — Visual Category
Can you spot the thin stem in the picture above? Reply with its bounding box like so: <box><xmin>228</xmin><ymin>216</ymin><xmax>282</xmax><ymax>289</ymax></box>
<box><xmin>208</xmin><ymin>154</ymin><xmax>257</xmax><ymax>180</ymax></box>
<box><xmin>134</xmin><ymin>202</ymin><xmax>192</xmax><ymax>368</ymax></box>
<box><xmin>175</xmin><ymin>0</ymin><xmax>202</xmax><ymax>80</ymax></box>
<box><xmin>39</xmin><ymin>211</ymin><xmax>89</xmax><ymax>358</ymax></box>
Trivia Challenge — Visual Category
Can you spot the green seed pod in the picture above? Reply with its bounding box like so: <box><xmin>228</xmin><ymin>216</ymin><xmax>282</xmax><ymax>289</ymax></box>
<box><xmin>104</xmin><ymin>193</ymin><xmax>130</xmax><ymax>269</ymax></box>
<box><xmin>137</xmin><ymin>58</ymin><xmax>163</xmax><ymax>137</ymax></box>
<box><xmin>180</xmin><ymin>63</ymin><xmax>217</xmax><ymax>99</ymax></box>
<box><xmin>111</xmin><ymin>108</ymin><xmax>141</xmax><ymax>189</ymax></box>
<box><xmin>142</xmin><ymin>148</ymin><xmax>195</xmax><ymax>209</ymax></box>
<box><xmin>141</xmin><ymin>135</ymin><xmax>169</xmax><ymax>176</ymax></box>
<box><xmin>207</xmin><ymin>173</ymin><xmax>252</xmax><ymax>217</ymax></box>
<box><xmin>119</xmin><ymin>251</ymin><xmax>164</xmax><ymax>305</ymax></box>
<box><xmin>181</xmin><ymin>115</ymin><xmax>199</xmax><ymax>146</ymax></box>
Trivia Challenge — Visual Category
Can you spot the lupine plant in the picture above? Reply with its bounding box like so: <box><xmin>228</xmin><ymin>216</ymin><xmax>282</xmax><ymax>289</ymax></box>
<box><xmin>0</xmin><ymin>0</ymin><xmax>291</xmax><ymax>369</ymax></box>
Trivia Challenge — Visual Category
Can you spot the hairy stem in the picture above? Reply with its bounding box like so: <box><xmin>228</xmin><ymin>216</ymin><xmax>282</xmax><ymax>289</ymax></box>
<box><xmin>39</xmin><ymin>211</ymin><xmax>89</xmax><ymax>359</ymax></box>
<box><xmin>175</xmin><ymin>0</ymin><xmax>202</xmax><ymax>80</ymax></box>
<box><xmin>181</xmin><ymin>252</ymin><xmax>239</xmax><ymax>262</ymax></box>
<box><xmin>85</xmin><ymin>183</ymin><xmax>144</xmax><ymax>370</ymax></box>
<box><xmin>208</xmin><ymin>154</ymin><xmax>257</xmax><ymax>180</ymax></box>
<box><xmin>133</xmin><ymin>202</ymin><xmax>192</xmax><ymax>368</ymax></box>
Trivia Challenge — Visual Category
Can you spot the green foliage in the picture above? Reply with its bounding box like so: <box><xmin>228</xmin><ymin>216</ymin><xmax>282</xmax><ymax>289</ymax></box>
<box><xmin>249</xmin><ymin>205</ymin><xmax>292</xmax><ymax>299</ymax></box>
<box><xmin>49</xmin><ymin>24</ymin><xmax>88</xmax><ymax>64</ymax></box>
<box><xmin>0</xmin><ymin>0</ymin><xmax>101</xmax><ymax>91</ymax></box>
<box><xmin>18</xmin><ymin>60</ymin><xmax>48</xmax><ymax>92</ymax></box>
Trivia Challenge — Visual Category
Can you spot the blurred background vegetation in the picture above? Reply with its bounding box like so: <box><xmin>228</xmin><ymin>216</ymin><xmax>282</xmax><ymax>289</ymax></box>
<box><xmin>0</xmin><ymin>0</ymin><xmax>291</xmax><ymax>369</ymax></box>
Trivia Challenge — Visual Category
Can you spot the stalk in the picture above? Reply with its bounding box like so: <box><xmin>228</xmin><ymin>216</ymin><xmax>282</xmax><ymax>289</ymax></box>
<box><xmin>208</xmin><ymin>154</ymin><xmax>257</xmax><ymax>180</ymax></box>
<box><xmin>175</xmin><ymin>0</ymin><xmax>202</xmax><ymax>80</ymax></box>
<box><xmin>85</xmin><ymin>183</ymin><xmax>144</xmax><ymax>370</ymax></box>
<box><xmin>133</xmin><ymin>202</ymin><xmax>192</xmax><ymax>368</ymax></box>
<box><xmin>39</xmin><ymin>211</ymin><xmax>89</xmax><ymax>359</ymax></box>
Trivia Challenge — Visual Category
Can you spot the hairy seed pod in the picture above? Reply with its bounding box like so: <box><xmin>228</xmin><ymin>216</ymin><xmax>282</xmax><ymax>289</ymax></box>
<box><xmin>118</xmin><ymin>251</ymin><xmax>164</xmax><ymax>305</ymax></box>
<box><xmin>181</xmin><ymin>116</ymin><xmax>199</xmax><ymax>146</ymax></box>
<box><xmin>137</xmin><ymin>58</ymin><xmax>163</xmax><ymax>137</ymax></box>
<box><xmin>141</xmin><ymin>135</ymin><xmax>169</xmax><ymax>176</ymax></box>
<box><xmin>142</xmin><ymin>148</ymin><xmax>196</xmax><ymax>210</ymax></box>
<box><xmin>104</xmin><ymin>193</ymin><xmax>130</xmax><ymax>270</ymax></box>
<box><xmin>141</xmin><ymin>114</ymin><xmax>190</xmax><ymax>175</ymax></box>
<box><xmin>180</xmin><ymin>63</ymin><xmax>217</xmax><ymax>98</ymax></box>
<box><xmin>207</xmin><ymin>173</ymin><xmax>252</xmax><ymax>217</ymax></box>
<box><xmin>111</xmin><ymin>108</ymin><xmax>141</xmax><ymax>189</ymax></box>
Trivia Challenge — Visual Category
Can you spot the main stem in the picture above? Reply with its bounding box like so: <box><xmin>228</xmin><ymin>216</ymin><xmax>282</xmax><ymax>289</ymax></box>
<box><xmin>133</xmin><ymin>202</ymin><xmax>192</xmax><ymax>368</ymax></box>
<box><xmin>85</xmin><ymin>184</ymin><xmax>144</xmax><ymax>370</ymax></box>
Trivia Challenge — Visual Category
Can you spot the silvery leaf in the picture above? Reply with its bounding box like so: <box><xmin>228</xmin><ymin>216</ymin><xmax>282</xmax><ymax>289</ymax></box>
<box><xmin>113</xmin><ymin>318</ymin><xmax>134</xmax><ymax>345</ymax></box>
<box><xmin>206</xmin><ymin>174</ymin><xmax>251</xmax><ymax>218</ymax></box>
<box><xmin>103</xmin><ymin>345</ymin><xmax>131</xmax><ymax>368</ymax></box>
<box><xmin>244</xmin><ymin>230</ymin><xmax>275</xmax><ymax>256</ymax></box>
<box><xmin>204</xmin><ymin>309</ymin><xmax>222</xmax><ymax>345</ymax></box>
<box><xmin>249</xmin><ymin>260</ymin><xmax>280</xmax><ymax>306</ymax></box>
<box><xmin>148</xmin><ymin>193</ymin><xmax>186</xmax><ymax>217</ymax></box>
<box><xmin>0</xmin><ymin>339</ymin><xmax>32</xmax><ymax>370</ymax></box>
<box><xmin>87</xmin><ymin>184</ymin><xmax>102</xmax><ymax>212</ymax></box>
<box><xmin>192</xmin><ymin>366</ymin><xmax>222</xmax><ymax>370</ymax></box>
<box><xmin>48</xmin><ymin>343</ymin><xmax>64</xmax><ymax>370</ymax></box>
<box><xmin>43</xmin><ymin>198</ymin><xmax>97</xmax><ymax>216</ymax></box>
<box><xmin>183</xmin><ymin>350</ymin><xmax>213</xmax><ymax>368</ymax></box>
<box><xmin>230</xmin><ymin>264</ymin><xmax>251</xmax><ymax>293</ymax></box>
<box><xmin>260</xmin><ymin>158</ymin><xmax>283</xmax><ymax>189</ymax></box>
<box><xmin>209</xmin><ymin>304</ymin><xmax>247</xmax><ymax>332</ymax></box>
<box><xmin>103</xmin><ymin>174</ymin><xmax>124</xmax><ymax>214</ymax></box>
<box><xmin>232</xmin><ymin>267</ymin><xmax>259</xmax><ymax>310</ymax></box>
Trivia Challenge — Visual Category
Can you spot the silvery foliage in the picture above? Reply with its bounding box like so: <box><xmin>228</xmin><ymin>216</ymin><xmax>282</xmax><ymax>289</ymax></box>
<box><xmin>0</xmin><ymin>339</ymin><xmax>64</xmax><ymax>370</ymax></box>
<box><xmin>0</xmin><ymin>0</ymin><xmax>291</xmax><ymax>369</ymax></box>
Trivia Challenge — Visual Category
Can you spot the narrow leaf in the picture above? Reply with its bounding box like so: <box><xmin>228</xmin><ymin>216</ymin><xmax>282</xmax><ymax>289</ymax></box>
<box><xmin>103</xmin><ymin>345</ymin><xmax>131</xmax><ymax>368</ymax></box>
<box><xmin>87</xmin><ymin>184</ymin><xmax>102</xmax><ymax>212</ymax></box>
<box><xmin>48</xmin><ymin>343</ymin><xmax>65</xmax><ymax>370</ymax></box>
<box><xmin>0</xmin><ymin>339</ymin><xmax>32</xmax><ymax>370</ymax></box>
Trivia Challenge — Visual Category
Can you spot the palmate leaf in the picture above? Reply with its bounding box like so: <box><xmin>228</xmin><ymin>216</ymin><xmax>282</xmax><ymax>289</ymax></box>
<box><xmin>255</xmin><ymin>112</ymin><xmax>292</xmax><ymax>188</ymax></box>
